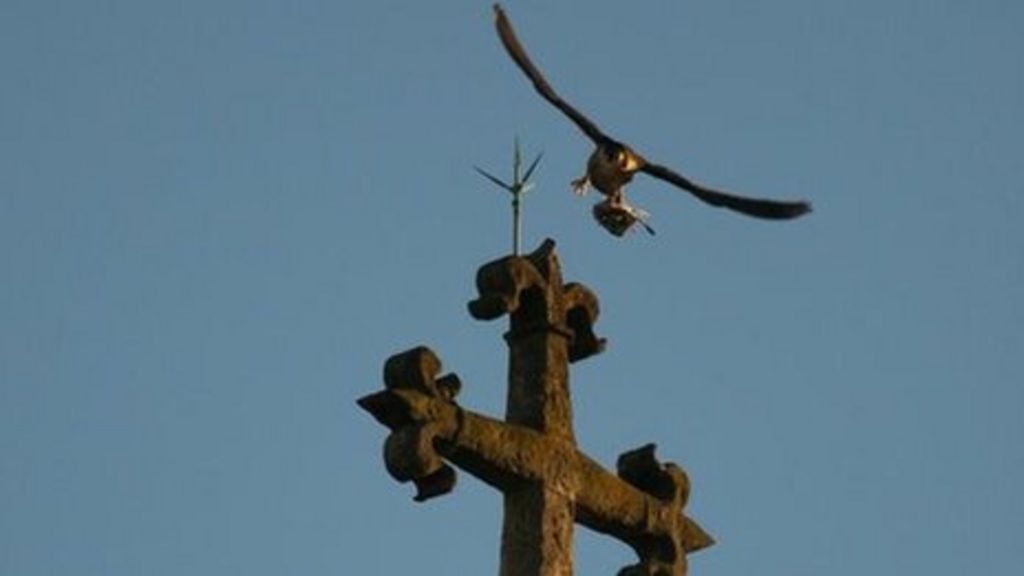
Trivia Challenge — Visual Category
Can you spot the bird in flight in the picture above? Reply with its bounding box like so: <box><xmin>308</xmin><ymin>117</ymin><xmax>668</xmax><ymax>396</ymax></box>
<box><xmin>492</xmin><ymin>4</ymin><xmax>812</xmax><ymax>236</ymax></box>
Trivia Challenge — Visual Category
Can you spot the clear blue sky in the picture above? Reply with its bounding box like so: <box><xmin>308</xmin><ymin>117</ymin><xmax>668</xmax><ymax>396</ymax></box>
<box><xmin>2</xmin><ymin>1</ymin><xmax>1022</xmax><ymax>574</ymax></box>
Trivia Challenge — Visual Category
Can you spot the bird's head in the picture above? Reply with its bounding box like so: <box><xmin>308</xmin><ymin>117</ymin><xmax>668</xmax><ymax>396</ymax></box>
<box><xmin>606</xmin><ymin>143</ymin><xmax>643</xmax><ymax>173</ymax></box>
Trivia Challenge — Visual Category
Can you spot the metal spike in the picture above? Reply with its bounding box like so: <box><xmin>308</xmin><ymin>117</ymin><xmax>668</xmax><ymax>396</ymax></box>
<box><xmin>475</xmin><ymin>139</ymin><xmax>542</xmax><ymax>256</ymax></box>
<box><xmin>474</xmin><ymin>166</ymin><xmax>514</xmax><ymax>192</ymax></box>
<box><xmin>522</xmin><ymin>152</ymin><xmax>543</xmax><ymax>183</ymax></box>
<box><xmin>513</xmin><ymin>136</ymin><xmax>522</xmax><ymax>183</ymax></box>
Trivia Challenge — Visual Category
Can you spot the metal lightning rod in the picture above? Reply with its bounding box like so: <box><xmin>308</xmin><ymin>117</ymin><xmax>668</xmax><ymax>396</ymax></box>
<box><xmin>475</xmin><ymin>137</ymin><xmax>542</xmax><ymax>256</ymax></box>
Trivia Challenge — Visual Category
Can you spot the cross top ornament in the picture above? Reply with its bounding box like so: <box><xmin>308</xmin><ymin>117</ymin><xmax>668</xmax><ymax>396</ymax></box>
<box><xmin>359</xmin><ymin>240</ymin><xmax>713</xmax><ymax>575</ymax></box>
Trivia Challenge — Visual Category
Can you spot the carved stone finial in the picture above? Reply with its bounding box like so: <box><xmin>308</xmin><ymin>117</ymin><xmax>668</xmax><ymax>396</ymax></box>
<box><xmin>468</xmin><ymin>239</ymin><xmax>557</xmax><ymax>327</ymax></box>
<box><xmin>615</xmin><ymin>444</ymin><xmax>714</xmax><ymax>576</ymax></box>
<box><xmin>358</xmin><ymin>346</ymin><xmax>462</xmax><ymax>502</ymax></box>
<box><xmin>563</xmin><ymin>282</ymin><xmax>605</xmax><ymax>362</ymax></box>
<box><xmin>468</xmin><ymin>238</ymin><xmax>605</xmax><ymax>362</ymax></box>
<box><xmin>617</xmin><ymin>444</ymin><xmax>687</xmax><ymax>504</ymax></box>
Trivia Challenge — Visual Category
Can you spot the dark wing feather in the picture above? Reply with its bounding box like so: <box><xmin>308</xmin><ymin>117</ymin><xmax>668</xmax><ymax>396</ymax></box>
<box><xmin>494</xmin><ymin>5</ymin><xmax>610</xmax><ymax>146</ymax></box>
<box><xmin>641</xmin><ymin>162</ymin><xmax>812</xmax><ymax>220</ymax></box>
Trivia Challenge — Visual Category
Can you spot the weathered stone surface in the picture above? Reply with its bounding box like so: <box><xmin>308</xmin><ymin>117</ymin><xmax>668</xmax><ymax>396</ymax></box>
<box><xmin>358</xmin><ymin>239</ymin><xmax>712</xmax><ymax>575</ymax></box>
<box><xmin>472</xmin><ymin>239</ymin><xmax>588</xmax><ymax>575</ymax></box>
<box><xmin>469</xmin><ymin>239</ymin><xmax>605</xmax><ymax>365</ymax></box>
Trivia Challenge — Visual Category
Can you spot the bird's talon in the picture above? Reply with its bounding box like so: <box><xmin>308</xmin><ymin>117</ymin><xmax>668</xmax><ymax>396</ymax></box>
<box><xmin>571</xmin><ymin>177</ymin><xmax>590</xmax><ymax>196</ymax></box>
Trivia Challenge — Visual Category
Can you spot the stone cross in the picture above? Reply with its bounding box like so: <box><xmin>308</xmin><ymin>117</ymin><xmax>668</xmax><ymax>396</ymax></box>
<box><xmin>358</xmin><ymin>239</ymin><xmax>713</xmax><ymax>575</ymax></box>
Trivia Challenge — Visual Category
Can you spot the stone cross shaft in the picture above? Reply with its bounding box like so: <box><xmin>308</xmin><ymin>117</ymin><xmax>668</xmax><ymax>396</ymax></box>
<box><xmin>358</xmin><ymin>239</ymin><xmax>713</xmax><ymax>576</ymax></box>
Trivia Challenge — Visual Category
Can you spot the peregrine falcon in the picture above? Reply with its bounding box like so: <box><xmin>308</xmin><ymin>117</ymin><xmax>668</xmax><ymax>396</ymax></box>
<box><xmin>493</xmin><ymin>4</ymin><xmax>812</xmax><ymax>236</ymax></box>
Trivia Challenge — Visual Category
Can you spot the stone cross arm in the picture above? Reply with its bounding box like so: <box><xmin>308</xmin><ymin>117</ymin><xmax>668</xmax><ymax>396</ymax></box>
<box><xmin>358</xmin><ymin>346</ymin><xmax>713</xmax><ymax>575</ymax></box>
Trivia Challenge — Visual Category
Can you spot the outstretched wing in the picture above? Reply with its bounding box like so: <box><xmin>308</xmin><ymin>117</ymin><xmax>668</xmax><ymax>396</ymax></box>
<box><xmin>641</xmin><ymin>161</ymin><xmax>812</xmax><ymax>220</ymax></box>
<box><xmin>494</xmin><ymin>5</ymin><xmax>611</xmax><ymax>146</ymax></box>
